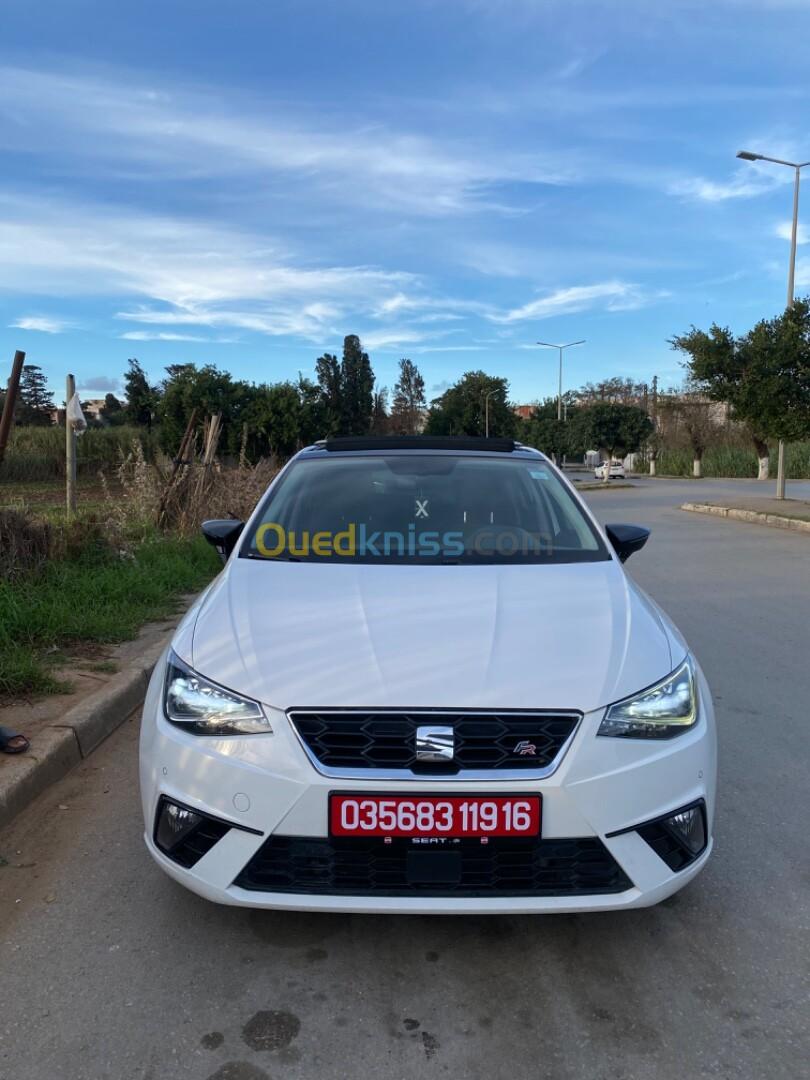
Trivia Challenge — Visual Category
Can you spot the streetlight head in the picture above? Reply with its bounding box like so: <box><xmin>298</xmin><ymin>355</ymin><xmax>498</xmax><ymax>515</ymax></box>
<box><xmin>737</xmin><ymin>150</ymin><xmax>761</xmax><ymax>162</ymax></box>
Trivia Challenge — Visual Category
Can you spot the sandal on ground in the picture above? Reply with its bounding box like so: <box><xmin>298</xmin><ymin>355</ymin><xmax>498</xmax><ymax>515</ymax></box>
<box><xmin>0</xmin><ymin>726</ymin><xmax>30</xmax><ymax>754</ymax></box>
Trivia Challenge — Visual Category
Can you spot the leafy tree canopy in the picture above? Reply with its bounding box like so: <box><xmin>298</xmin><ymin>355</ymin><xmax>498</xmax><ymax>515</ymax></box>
<box><xmin>425</xmin><ymin>371</ymin><xmax>516</xmax><ymax>438</ymax></box>
<box><xmin>580</xmin><ymin>402</ymin><xmax>653</xmax><ymax>458</ymax></box>
<box><xmin>671</xmin><ymin>298</ymin><xmax>810</xmax><ymax>442</ymax></box>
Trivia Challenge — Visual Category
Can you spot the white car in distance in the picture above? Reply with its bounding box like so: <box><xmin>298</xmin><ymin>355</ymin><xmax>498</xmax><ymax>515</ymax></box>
<box><xmin>594</xmin><ymin>459</ymin><xmax>626</xmax><ymax>480</ymax></box>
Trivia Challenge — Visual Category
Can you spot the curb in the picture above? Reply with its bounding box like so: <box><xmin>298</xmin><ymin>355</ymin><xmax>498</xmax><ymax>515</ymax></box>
<box><xmin>0</xmin><ymin>629</ymin><xmax>173</xmax><ymax>830</ymax></box>
<box><xmin>680</xmin><ymin>502</ymin><xmax>810</xmax><ymax>533</ymax></box>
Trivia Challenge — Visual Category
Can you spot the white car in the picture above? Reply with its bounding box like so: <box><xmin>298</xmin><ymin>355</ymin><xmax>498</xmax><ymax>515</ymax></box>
<box><xmin>594</xmin><ymin>459</ymin><xmax>626</xmax><ymax>480</ymax></box>
<box><xmin>140</xmin><ymin>436</ymin><xmax>716</xmax><ymax>914</ymax></box>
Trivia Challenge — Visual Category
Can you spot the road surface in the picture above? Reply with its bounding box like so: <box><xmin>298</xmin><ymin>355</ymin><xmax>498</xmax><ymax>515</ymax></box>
<box><xmin>1</xmin><ymin>477</ymin><xmax>808</xmax><ymax>1080</ymax></box>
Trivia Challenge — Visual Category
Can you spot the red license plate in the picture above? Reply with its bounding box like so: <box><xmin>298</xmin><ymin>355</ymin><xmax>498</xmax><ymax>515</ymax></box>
<box><xmin>329</xmin><ymin>794</ymin><xmax>541</xmax><ymax>838</ymax></box>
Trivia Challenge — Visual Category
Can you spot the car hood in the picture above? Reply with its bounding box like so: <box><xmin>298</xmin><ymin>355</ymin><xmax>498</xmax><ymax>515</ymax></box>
<box><xmin>184</xmin><ymin>558</ymin><xmax>676</xmax><ymax>714</ymax></box>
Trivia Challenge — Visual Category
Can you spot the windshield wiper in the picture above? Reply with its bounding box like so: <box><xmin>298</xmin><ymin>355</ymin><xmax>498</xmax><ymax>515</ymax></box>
<box><xmin>243</xmin><ymin>552</ymin><xmax>302</xmax><ymax>562</ymax></box>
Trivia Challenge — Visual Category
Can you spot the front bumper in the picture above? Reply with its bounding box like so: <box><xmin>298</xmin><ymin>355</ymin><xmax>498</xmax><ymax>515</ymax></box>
<box><xmin>139</xmin><ymin>657</ymin><xmax>717</xmax><ymax>914</ymax></box>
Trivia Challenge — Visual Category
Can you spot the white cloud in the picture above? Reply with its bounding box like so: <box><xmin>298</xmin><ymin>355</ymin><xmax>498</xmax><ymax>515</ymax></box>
<box><xmin>0</xmin><ymin>66</ymin><xmax>574</xmax><ymax>217</ymax></box>
<box><xmin>490</xmin><ymin>281</ymin><xmax>661</xmax><ymax>323</ymax></box>
<box><xmin>669</xmin><ymin>171</ymin><xmax>781</xmax><ymax>203</ymax></box>
<box><xmin>359</xmin><ymin>329</ymin><xmax>430</xmax><ymax>350</ymax></box>
<box><xmin>775</xmin><ymin>220</ymin><xmax>810</xmax><ymax>244</ymax></box>
<box><xmin>10</xmin><ymin>315</ymin><xmax>70</xmax><ymax>333</ymax></box>
<box><xmin>0</xmin><ymin>193</ymin><xmax>420</xmax><ymax>343</ymax></box>
<box><xmin>119</xmin><ymin>331</ymin><xmax>212</xmax><ymax>342</ymax></box>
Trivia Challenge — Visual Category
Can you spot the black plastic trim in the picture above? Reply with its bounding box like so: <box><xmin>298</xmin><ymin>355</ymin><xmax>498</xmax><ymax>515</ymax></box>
<box><xmin>153</xmin><ymin>796</ymin><xmax>263</xmax><ymax>868</ymax></box>
<box><xmin>323</xmin><ymin>436</ymin><xmax>516</xmax><ymax>453</ymax></box>
<box><xmin>606</xmin><ymin>799</ymin><xmax>708</xmax><ymax>873</ymax></box>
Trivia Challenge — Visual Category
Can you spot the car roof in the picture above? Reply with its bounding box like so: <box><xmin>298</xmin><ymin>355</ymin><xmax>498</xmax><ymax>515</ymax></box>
<box><xmin>297</xmin><ymin>436</ymin><xmax>545</xmax><ymax>459</ymax></box>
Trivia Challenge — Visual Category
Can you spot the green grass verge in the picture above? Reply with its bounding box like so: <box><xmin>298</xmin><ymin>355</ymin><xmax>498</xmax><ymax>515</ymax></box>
<box><xmin>0</xmin><ymin>534</ymin><xmax>219</xmax><ymax>697</ymax></box>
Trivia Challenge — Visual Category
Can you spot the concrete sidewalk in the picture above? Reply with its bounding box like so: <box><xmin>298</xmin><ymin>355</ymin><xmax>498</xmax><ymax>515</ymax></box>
<box><xmin>0</xmin><ymin>606</ymin><xmax>191</xmax><ymax>828</ymax></box>
<box><xmin>681</xmin><ymin>497</ymin><xmax>810</xmax><ymax>532</ymax></box>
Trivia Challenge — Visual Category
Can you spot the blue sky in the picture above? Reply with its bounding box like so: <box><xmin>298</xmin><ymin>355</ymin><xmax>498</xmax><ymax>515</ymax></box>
<box><xmin>2</xmin><ymin>0</ymin><xmax>810</xmax><ymax>406</ymax></box>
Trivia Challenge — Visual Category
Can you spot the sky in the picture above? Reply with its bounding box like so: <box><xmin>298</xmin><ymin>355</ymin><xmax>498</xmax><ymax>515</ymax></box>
<box><xmin>2</xmin><ymin>0</ymin><xmax>810</xmax><ymax>406</ymax></box>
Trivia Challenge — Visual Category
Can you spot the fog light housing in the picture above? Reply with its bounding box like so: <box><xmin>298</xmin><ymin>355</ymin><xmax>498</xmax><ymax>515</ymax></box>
<box><xmin>154</xmin><ymin>798</ymin><xmax>230</xmax><ymax>868</ymax></box>
<box><xmin>635</xmin><ymin>800</ymin><xmax>708</xmax><ymax>872</ymax></box>
<box><xmin>666</xmin><ymin>805</ymin><xmax>706</xmax><ymax>855</ymax></box>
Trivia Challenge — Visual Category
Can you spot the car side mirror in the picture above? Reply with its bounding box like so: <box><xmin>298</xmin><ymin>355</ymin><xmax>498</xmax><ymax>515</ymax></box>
<box><xmin>201</xmin><ymin>519</ymin><xmax>245</xmax><ymax>562</ymax></box>
<box><xmin>605</xmin><ymin>523</ymin><xmax>650</xmax><ymax>563</ymax></box>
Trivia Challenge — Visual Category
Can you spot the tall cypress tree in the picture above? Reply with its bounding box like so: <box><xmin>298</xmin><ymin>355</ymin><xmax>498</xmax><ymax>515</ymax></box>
<box><xmin>340</xmin><ymin>335</ymin><xmax>374</xmax><ymax>435</ymax></box>
<box><xmin>391</xmin><ymin>357</ymin><xmax>426</xmax><ymax>434</ymax></box>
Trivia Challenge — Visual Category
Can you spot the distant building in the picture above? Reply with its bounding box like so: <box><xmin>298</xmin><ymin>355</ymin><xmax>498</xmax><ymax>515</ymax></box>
<box><xmin>48</xmin><ymin>396</ymin><xmax>122</xmax><ymax>425</ymax></box>
<box><xmin>512</xmin><ymin>404</ymin><xmax>535</xmax><ymax>421</ymax></box>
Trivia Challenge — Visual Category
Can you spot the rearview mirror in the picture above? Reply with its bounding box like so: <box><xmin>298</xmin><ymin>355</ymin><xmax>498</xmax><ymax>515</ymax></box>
<box><xmin>201</xmin><ymin>519</ymin><xmax>245</xmax><ymax>562</ymax></box>
<box><xmin>605</xmin><ymin>523</ymin><xmax>650</xmax><ymax>563</ymax></box>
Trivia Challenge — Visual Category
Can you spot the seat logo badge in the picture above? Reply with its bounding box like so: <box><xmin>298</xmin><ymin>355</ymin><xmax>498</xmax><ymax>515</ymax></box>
<box><xmin>415</xmin><ymin>725</ymin><xmax>454</xmax><ymax>762</ymax></box>
<box><xmin>513</xmin><ymin>739</ymin><xmax>537</xmax><ymax>756</ymax></box>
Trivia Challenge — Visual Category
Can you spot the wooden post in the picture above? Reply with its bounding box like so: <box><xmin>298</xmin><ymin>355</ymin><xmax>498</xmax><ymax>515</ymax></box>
<box><xmin>66</xmin><ymin>373</ymin><xmax>77</xmax><ymax>518</ymax></box>
<box><xmin>0</xmin><ymin>350</ymin><xmax>25</xmax><ymax>469</ymax></box>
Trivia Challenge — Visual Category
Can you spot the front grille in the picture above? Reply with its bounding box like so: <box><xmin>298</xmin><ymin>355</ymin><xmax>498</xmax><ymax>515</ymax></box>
<box><xmin>288</xmin><ymin>710</ymin><xmax>579</xmax><ymax>773</ymax></box>
<box><xmin>233</xmin><ymin>836</ymin><xmax>631</xmax><ymax>897</ymax></box>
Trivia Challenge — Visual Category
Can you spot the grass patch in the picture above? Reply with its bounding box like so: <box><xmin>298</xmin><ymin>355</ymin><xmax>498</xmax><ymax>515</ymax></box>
<box><xmin>0</xmin><ymin>533</ymin><xmax>219</xmax><ymax>698</ymax></box>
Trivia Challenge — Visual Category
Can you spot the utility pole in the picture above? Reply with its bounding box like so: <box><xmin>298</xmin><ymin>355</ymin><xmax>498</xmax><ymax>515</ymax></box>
<box><xmin>66</xmin><ymin>373</ymin><xmax>77</xmax><ymax>518</ymax></box>
<box><xmin>0</xmin><ymin>350</ymin><xmax>25</xmax><ymax>469</ymax></box>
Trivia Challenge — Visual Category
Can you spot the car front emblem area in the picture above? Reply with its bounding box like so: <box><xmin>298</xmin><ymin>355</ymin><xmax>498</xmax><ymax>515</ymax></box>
<box><xmin>415</xmin><ymin>725</ymin><xmax>454</xmax><ymax>763</ymax></box>
<box><xmin>513</xmin><ymin>739</ymin><xmax>537</xmax><ymax>756</ymax></box>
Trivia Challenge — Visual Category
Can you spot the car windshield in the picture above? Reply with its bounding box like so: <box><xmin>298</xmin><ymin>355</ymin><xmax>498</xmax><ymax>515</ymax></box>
<box><xmin>241</xmin><ymin>454</ymin><xmax>609</xmax><ymax>565</ymax></box>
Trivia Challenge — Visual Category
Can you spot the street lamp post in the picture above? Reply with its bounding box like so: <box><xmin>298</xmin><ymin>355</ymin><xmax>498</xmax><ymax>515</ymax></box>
<box><xmin>483</xmin><ymin>388</ymin><xmax>498</xmax><ymax>438</ymax></box>
<box><xmin>737</xmin><ymin>149</ymin><xmax>810</xmax><ymax>499</ymax></box>
<box><xmin>536</xmin><ymin>340</ymin><xmax>585</xmax><ymax>421</ymax></box>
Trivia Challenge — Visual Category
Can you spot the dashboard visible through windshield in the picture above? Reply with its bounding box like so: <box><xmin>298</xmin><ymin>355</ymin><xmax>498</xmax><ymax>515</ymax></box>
<box><xmin>241</xmin><ymin>454</ymin><xmax>609</xmax><ymax>564</ymax></box>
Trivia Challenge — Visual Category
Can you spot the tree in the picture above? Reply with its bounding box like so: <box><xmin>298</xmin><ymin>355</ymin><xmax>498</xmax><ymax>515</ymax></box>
<box><xmin>425</xmin><ymin>371</ymin><xmax>516</xmax><ymax>437</ymax></box>
<box><xmin>371</xmin><ymin>386</ymin><xmax>390</xmax><ymax>434</ymax></box>
<box><xmin>581</xmin><ymin>403</ymin><xmax>653</xmax><ymax>482</ymax></box>
<box><xmin>340</xmin><ymin>335</ymin><xmax>374</xmax><ymax>435</ymax></box>
<box><xmin>576</xmin><ymin>377</ymin><xmax>648</xmax><ymax>406</ymax></box>
<box><xmin>657</xmin><ymin>391</ymin><xmax>717</xmax><ymax>478</ymax></box>
<box><xmin>390</xmin><ymin>358</ymin><xmax>426</xmax><ymax>434</ymax></box>
<box><xmin>243</xmin><ymin>382</ymin><xmax>304</xmax><ymax>459</ymax></box>
<box><xmin>123</xmin><ymin>359</ymin><xmax>157</xmax><ymax>427</ymax></box>
<box><xmin>521</xmin><ymin>398</ymin><xmax>569</xmax><ymax>460</ymax></box>
<box><xmin>157</xmin><ymin>363</ymin><xmax>253</xmax><ymax>456</ymax></box>
<box><xmin>297</xmin><ymin>375</ymin><xmax>330</xmax><ymax>446</ymax></box>
<box><xmin>100</xmin><ymin>393</ymin><xmax>126</xmax><ymax>426</ymax></box>
<box><xmin>314</xmin><ymin>353</ymin><xmax>342</xmax><ymax>437</ymax></box>
<box><xmin>672</xmin><ymin>299</ymin><xmax>810</xmax><ymax>485</ymax></box>
<box><xmin>18</xmin><ymin>365</ymin><xmax>55</xmax><ymax>425</ymax></box>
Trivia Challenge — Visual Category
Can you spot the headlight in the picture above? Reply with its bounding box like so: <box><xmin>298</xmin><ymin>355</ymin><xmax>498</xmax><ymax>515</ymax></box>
<box><xmin>598</xmin><ymin>658</ymin><xmax>697</xmax><ymax>739</ymax></box>
<box><xmin>163</xmin><ymin>651</ymin><xmax>271</xmax><ymax>736</ymax></box>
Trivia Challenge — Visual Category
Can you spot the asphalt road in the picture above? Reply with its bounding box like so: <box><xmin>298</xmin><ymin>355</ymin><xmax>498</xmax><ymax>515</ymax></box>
<box><xmin>2</xmin><ymin>478</ymin><xmax>808</xmax><ymax>1080</ymax></box>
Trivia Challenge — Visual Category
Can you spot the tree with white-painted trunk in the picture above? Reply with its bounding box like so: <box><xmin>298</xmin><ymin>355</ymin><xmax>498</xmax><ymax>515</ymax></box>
<box><xmin>672</xmin><ymin>304</ymin><xmax>810</xmax><ymax>487</ymax></box>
